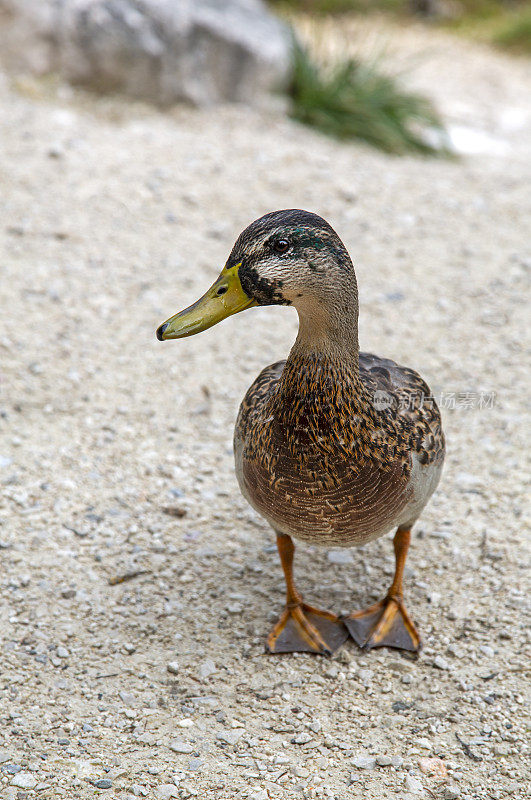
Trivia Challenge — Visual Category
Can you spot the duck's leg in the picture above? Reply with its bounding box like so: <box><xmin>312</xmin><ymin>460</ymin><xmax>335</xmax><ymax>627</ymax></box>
<box><xmin>343</xmin><ymin>526</ymin><xmax>421</xmax><ymax>653</ymax></box>
<box><xmin>267</xmin><ymin>532</ymin><xmax>348</xmax><ymax>656</ymax></box>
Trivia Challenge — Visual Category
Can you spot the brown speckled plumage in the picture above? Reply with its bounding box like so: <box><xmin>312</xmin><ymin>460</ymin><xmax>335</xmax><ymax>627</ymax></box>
<box><xmin>235</xmin><ymin>349</ymin><xmax>444</xmax><ymax>547</ymax></box>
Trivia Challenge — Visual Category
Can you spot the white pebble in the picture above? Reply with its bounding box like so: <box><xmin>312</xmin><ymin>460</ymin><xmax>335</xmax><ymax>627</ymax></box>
<box><xmin>169</xmin><ymin>741</ymin><xmax>193</xmax><ymax>754</ymax></box>
<box><xmin>352</xmin><ymin>755</ymin><xmax>376</xmax><ymax>770</ymax></box>
<box><xmin>11</xmin><ymin>773</ymin><xmax>38</xmax><ymax>790</ymax></box>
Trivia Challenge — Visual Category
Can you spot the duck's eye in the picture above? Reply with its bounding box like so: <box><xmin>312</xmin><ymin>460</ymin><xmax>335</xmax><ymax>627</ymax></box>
<box><xmin>273</xmin><ymin>238</ymin><xmax>290</xmax><ymax>255</ymax></box>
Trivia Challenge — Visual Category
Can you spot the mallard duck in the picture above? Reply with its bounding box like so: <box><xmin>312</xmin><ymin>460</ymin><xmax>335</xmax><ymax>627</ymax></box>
<box><xmin>157</xmin><ymin>210</ymin><xmax>445</xmax><ymax>655</ymax></box>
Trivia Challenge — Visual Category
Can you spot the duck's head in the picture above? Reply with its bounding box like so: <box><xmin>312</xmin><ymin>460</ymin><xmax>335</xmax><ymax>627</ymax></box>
<box><xmin>156</xmin><ymin>209</ymin><xmax>358</xmax><ymax>347</ymax></box>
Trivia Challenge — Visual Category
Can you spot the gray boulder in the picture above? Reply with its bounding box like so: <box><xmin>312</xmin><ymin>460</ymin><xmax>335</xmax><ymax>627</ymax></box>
<box><xmin>0</xmin><ymin>0</ymin><xmax>291</xmax><ymax>105</ymax></box>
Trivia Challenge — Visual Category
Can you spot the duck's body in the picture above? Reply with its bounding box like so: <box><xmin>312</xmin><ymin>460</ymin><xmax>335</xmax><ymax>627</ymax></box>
<box><xmin>235</xmin><ymin>351</ymin><xmax>444</xmax><ymax>549</ymax></box>
<box><xmin>157</xmin><ymin>209</ymin><xmax>445</xmax><ymax>656</ymax></box>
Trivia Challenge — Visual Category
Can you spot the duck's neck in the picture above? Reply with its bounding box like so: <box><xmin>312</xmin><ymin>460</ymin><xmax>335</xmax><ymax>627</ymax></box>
<box><xmin>277</xmin><ymin>292</ymin><xmax>363</xmax><ymax>415</ymax></box>
<box><xmin>288</xmin><ymin>292</ymin><xmax>360</xmax><ymax>370</ymax></box>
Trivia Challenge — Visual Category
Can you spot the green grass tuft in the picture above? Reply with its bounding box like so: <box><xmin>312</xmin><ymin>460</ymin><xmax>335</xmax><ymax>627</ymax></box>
<box><xmin>492</xmin><ymin>7</ymin><xmax>531</xmax><ymax>54</ymax></box>
<box><xmin>287</xmin><ymin>39</ymin><xmax>450</xmax><ymax>155</ymax></box>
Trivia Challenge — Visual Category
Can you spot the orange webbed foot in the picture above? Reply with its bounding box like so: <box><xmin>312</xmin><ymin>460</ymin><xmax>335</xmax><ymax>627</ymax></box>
<box><xmin>267</xmin><ymin>602</ymin><xmax>349</xmax><ymax>656</ymax></box>
<box><xmin>343</xmin><ymin>595</ymin><xmax>421</xmax><ymax>653</ymax></box>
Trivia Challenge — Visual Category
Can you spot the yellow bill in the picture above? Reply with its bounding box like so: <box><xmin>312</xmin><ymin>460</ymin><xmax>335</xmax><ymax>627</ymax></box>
<box><xmin>156</xmin><ymin>263</ymin><xmax>257</xmax><ymax>341</ymax></box>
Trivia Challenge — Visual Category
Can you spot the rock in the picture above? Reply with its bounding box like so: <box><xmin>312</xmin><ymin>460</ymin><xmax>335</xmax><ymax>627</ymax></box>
<box><xmin>404</xmin><ymin>775</ymin><xmax>423</xmax><ymax>793</ymax></box>
<box><xmin>199</xmin><ymin>658</ymin><xmax>217</xmax><ymax>679</ymax></box>
<box><xmin>155</xmin><ymin>785</ymin><xmax>179</xmax><ymax>800</ymax></box>
<box><xmin>217</xmin><ymin>729</ymin><xmax>243</xmax><ymax>746</ymax></box>
<box><xmin>166</xmin><ymin>660</ymin><xmax>180</xmax><ymax>675</ymax></box>
<box><xmin>376</xmin><ymin>755</ymin><xmax>393</xmax><ymax>766</ymax></box>
<box><xmin>324</xmin><ymin>664</ymin><xmax>339</xmax><ymax>679</ymax></box>
<box><xmin>0</xmin><ymin>0</ymin><xmax>291</xmax><ymax>106</ymax></box>
<box><xmin>119</xmin><ymin>691</ymin><xmax>135</xmax><ymax>706</ymax></box>
<box><xmin>169</xmin><ymin>741</ymin><xmax>194</xmax><ymax>754</ymax></box>
<box><xmin>359</xmin><ymin>669</ymin><xmax>373</xmax><ymax>685</ymax></box>
<box><xmin>433</xmin><ymin>656</ymin><xmax>450</xmax><ymax>670</ymax></box>
<box><xmin>441</xmin><ymin>787</ymin><xmax>460</xmax><ymax>800</ymax></box>
<box><xmin>187</xmin><ymin>757</ymin><xmax>203</xmax><ymax>771</ymax></box>
<box><xmin>292</xmin><ymin>732</ymin><xmax>313</xmax><ymax>745</ymax></box>
<box><xmin>56</xmin><ymin>645</ymin><xmax>69</xmax><ymax>658</ymax></box>
<box><xmin>94</xmin><ymin>778</ymin><xmax>112</xmax><ymax>789</ymax></box>
<box><xmin>11</xmin><ymin>773</ymin><xmax>38</xmax><ymax>789</ymax></box>
<box><xmin>293</xmin><ymin>766</ymin><xmax>310</xmax><ymax>778</ymax></box>
<box><xmin>352</xmin><ymin>755</ymin><xmax>376</xmax><ymax>770</ymax></box>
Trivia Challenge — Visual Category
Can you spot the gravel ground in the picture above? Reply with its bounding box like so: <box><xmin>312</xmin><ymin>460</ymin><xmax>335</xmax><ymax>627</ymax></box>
<box><xmin>0</xmin><ymin>18</ymin><xmax>530</xmax><ymax>800</ymax></box>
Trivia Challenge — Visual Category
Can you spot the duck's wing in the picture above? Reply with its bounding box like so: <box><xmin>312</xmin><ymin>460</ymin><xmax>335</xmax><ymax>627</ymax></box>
<box><xmin>359</xmin><ymin>352</ymin><xmax>445</xmax><ymax>467</ymax></box>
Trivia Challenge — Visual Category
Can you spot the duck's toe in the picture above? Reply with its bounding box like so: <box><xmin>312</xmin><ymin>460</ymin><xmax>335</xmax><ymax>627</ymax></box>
<box><xmin>267</xmin><ymin>603</ymin><xmax>349</xmax><ymax>656</ymax></box>
<box><xmin>343</xmin><ymin>596</ymin><xmax>421</xmax><ymax>653</ymax></box>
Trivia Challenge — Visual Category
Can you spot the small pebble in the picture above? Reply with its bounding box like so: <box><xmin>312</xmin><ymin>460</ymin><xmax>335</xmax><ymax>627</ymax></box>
<box><xmin>94</xmin><ymin>779</ymin><xmax>112</xmax><ymax>789</ymax></box>
<box><xmin>433</xmin><ymin>656</ymin><xmax>449</xmax><ymax>670</ymax></box>
<box><xmin>324</xmin><ymin>665</ymin><xmax>339</xmax><ymax>679</ymax></box>
<box><xmin>199</xmin><ymin>658</ymin><xmax>216</xmax><ymax>679</ymax></box>
<box><xmin>56</xmin><ymin>646</ymin><xmax>69</xmax><ymax>658</ymax></box>
<box><xmin>441</xmin><ymin>787</ymin><xmax>460</xmax><ymax>800</ymax></box>
<box><xmin>292</xmin><ymin>732</ymin><xmax>313</xmax><ymax>745</ymax></box>
<box><xmin>169</xmin><ymin>741</ymin><xmax>194</xmax><ymax>754</ymax></box>
<box><xmin>11</xmin><ymin>774</ymin><xmax>37</xmax><ymax>790</ymax></box>
<box><xmin>359</xmin><ymin>669</ymin><xmax>373</xmax><ymax>685</ymax></box>
<box><xmin>217</xmin><ymin>730</ymin><xmax>243</xmax><ymax>746</ymax></box>
<box><xmin>167</xmin><ymin>661</ymin><xmax>179</xmax><ymax>675</ymax></box>
<box><xmin>352</xmin><ymin>755</ymin><xmax>376</xmax><ymax>770</ymax></box>
<box><xmin>376</xmin><ymin>755</ymin><xmax>393</xmax><ymax>767</ymax></box>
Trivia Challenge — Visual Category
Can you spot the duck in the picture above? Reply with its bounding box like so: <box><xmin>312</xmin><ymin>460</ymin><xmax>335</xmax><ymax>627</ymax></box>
<box><xmin>157</xmin><ymin>209</ymin><xmax>445</xmax><ymax>656</ymax></box>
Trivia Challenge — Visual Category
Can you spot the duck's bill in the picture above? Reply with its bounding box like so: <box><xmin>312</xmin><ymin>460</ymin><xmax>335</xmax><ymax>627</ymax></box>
<box><xmin>156</xmin><ymin>263</ymin><xmax>257</xmax><ymax>341</ymax></box>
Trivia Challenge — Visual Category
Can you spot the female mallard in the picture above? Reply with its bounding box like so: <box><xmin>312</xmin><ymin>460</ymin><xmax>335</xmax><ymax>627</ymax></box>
<box><xmin>157</xmin><ymin>210</ymin><xmax>445</xmax><ymax>656</ymax></box>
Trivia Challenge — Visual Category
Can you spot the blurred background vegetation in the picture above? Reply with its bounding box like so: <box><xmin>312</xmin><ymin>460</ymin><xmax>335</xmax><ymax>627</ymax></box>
<box><xmin>270</xmin><ymin>0</ymin><xmax>529</xmax><ymax>156</ymax></box>
<box><xmin>271</xmin><ymin>1</ymin><xmax>531</xmax><ymax>54</ymax></box>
